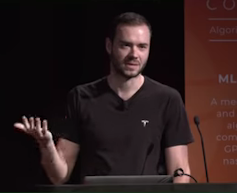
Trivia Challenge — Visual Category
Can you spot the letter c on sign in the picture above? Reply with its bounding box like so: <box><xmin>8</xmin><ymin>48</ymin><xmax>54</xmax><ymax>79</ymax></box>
<box><xmin>206</xmin><ymin>0</ymin><xmax>217</xmax><ymax>10</ymax></box>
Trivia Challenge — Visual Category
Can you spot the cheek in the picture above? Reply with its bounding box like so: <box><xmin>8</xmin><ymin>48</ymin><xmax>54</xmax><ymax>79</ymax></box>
<box><xmin>141</xmin><ymin>52</ymin><xmax>149</xmax><ymax>61</ymax></box>
<box><xmin>114</xmin><ymin>48</ymin><xmax>128</xmax><ymax>60</ymax></box>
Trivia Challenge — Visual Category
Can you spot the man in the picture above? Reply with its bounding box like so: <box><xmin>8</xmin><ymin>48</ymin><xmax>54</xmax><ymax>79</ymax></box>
<box><xmin>14</xmin><ymin>12</ymin><xmax>194</xmax><ymax>184</ymax></box>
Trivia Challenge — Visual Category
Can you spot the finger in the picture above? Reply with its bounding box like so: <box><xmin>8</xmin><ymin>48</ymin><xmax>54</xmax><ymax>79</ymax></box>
<box><xmin>42</xmin><ymin>119</ymin><xmax>48</xmax><ymax>135</ymax></box>
<box><xmin>29</xmin><ymin>117</ymin><xmax>35</xmax><ymax>129</ymax></box>
<box><xmin>22</xmin><ymin>116</ymin><xmax>30</xmax><ymax>129</ymax></box>
<box><xmin>35</xmin><ymin>117</ymin><xmax>41</xmax><ymax>131</ymax></box>
<box><xmin>35</xmin><ymin>117</ymin><xmax>43</xmax><ymax>138</ymax></box>
<box><xmin>14</xmin><ymin>123</ymin><xmax>27</xmax><ymax>132</ymax></box>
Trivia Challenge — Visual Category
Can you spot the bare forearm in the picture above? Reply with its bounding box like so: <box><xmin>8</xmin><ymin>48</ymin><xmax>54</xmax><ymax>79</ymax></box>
<box><xmin>173</xmin><ymin>167</ymin><xmax>191</xmax><ymax>183</ymax></box>
<box><xmin>165</xmin><ymin>145</ymin><xmax>192</xmax><ymax>183</ymax></box>
<box><xmin>39</xmin><ymin>142</ymin><xmax>68</xmax><ymax>185</ymax></box>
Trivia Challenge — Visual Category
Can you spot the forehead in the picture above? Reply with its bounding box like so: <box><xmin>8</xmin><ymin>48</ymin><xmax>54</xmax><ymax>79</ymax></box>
<box><xmin>114</xmin><ymin>24</ymin><xmax>151</xmax><ymax>43</ymax></box>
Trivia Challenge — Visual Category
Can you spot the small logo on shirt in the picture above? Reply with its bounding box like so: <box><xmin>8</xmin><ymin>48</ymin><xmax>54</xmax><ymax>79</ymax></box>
<box><xmin>141</xmin><ymin>120</ymin><xmax>149</xmax><ymax>127</ymax></box>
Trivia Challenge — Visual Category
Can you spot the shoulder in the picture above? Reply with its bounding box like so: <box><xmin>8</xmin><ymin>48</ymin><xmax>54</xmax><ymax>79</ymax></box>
<box><xmin>67</xmin><ymin>77</ymin><xmax>107</xmax><ymax>98</ymax></box>
<box><xmin>144</xmin><ymin>76</ymin><xmax>182</xmax><ymax>102</ymax></box>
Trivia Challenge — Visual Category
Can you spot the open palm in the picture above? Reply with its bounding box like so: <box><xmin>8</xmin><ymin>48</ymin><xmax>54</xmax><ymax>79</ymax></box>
<box><xmin>14</xmin><ymin>116</ymin><xmax>53</xmax><ymax>147</ymax></box>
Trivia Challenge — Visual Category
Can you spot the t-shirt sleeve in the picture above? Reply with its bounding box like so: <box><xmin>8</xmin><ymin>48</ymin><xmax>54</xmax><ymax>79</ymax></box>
<box><xmin>163</xmin><ymin>89</ymin><xmax>194</xmax><ymax>148</ymax></box>
<box><xmin>57</xmin><ymin>87</ymin><xmax>81</xmax><ymax>144</ymax></box>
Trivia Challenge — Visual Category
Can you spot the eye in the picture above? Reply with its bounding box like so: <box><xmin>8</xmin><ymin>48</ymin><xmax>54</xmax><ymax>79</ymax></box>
<box><xmin>139</xmin><ymin>44</ymin><xmax>147</xmax><ymax>49</ymax></box>
<box><xmin>121</xmin><ymin>43</ymin><xmax>130</xmax><ymax>48</ymax></box>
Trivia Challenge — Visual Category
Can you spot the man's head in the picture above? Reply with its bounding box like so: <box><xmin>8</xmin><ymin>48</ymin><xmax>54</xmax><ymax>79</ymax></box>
<box><xmin>106</xmin><ymin>12</ymin><xmax>152</xmax><ymax>79</ymax></box>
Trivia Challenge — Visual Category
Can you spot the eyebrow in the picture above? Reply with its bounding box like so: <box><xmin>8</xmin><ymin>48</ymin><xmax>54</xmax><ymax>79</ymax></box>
<box><xmin>119</xmin><ymin>40</ymin><xmax>149</xmax><ymax>46</ymax></box>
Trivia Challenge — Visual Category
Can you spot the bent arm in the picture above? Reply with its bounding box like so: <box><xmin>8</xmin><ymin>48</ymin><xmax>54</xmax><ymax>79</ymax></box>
<box><xmin>165</xmin><ymin>145</ymin><xmax>191</xmax><ymax>183</ymax></box>
<box><xmin>40</xmin><ymin>138</ymin><xmax>79</xmax><ymax>185</ymax></box>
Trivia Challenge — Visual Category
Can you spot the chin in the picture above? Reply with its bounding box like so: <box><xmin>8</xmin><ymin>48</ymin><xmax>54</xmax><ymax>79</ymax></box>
<box><xmin>114</xmin><ymin>65</ymin><xmax>142</xmax><ymax>79</ymax></box>
<box><xmin>122</xmin><ymin>72</ymin><xmax>141</xmax><ymax>79</ymax></box>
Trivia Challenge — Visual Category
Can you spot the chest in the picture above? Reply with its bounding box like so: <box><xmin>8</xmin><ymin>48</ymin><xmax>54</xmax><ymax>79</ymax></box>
<box><xmin>79</xmin><ymin>96</ymin><xmax>167</xmax><ymax>150</ymax></box>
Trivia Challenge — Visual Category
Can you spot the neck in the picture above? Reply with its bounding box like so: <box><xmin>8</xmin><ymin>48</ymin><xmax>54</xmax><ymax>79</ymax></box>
<box><xmin>107</xmin><ymin>72</ymin><xmax>145</xmax><ymax>100</ymax></box>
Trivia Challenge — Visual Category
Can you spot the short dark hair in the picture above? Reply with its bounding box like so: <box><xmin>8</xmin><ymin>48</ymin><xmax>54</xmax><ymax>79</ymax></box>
<box><xmin>107</xmin><ymin>12</ymin><xmax>152</xmax><ymax>42</ymax></box>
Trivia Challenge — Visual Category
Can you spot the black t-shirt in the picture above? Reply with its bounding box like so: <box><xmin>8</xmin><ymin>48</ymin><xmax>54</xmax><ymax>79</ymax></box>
<box><xmin>59</xmin><ymin>76</ymin><xmax>194</xmax><ymax>182</ymax></box>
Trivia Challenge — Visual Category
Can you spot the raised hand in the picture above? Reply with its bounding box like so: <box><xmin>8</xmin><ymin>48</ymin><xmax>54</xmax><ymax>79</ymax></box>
<box><xmin>14</xmin><ymin>116</ymin><xmax>53</xmax><ymax>148</ymax></box>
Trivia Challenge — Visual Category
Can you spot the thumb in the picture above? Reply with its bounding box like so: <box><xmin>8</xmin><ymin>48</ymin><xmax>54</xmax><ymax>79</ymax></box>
<box><xmin>14</xmin><ymin>123</ymin><xmax>26</xmax><ymax>132</ymax></box>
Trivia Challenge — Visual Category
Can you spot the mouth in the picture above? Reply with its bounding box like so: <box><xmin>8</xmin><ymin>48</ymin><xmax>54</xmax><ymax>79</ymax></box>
<box><xmin>125</xmin><ymin>62</ymin><xmax>139</xmax><ymax>66</ymax></box>
<box><xmin>124</xmin><ymin>63</ymin><xmax>139</xmax><ymax>70</ymax></box>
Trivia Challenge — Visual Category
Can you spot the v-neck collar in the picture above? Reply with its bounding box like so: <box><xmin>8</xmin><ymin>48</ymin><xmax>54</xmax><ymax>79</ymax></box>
<box><xmin>105</xmin><ymin>76</ymin><xmax>147</xmax><ymax>104</ymax></box>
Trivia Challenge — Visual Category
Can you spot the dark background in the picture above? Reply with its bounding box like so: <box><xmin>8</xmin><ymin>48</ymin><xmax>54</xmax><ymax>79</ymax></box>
<box><xmin>1</xmin><ymin>0</ymin><xmax>184</xmax><ymax>189</ymax></box>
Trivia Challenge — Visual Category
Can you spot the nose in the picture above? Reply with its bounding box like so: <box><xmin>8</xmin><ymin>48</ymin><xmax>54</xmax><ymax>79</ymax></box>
<box><xmin>129</xmin><ymin>46</ymin><xmax>139</xmax><ymax>59</ymax></box>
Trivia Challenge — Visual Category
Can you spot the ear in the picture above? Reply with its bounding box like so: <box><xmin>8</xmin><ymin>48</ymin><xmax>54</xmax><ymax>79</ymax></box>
<box><xmin>105</xmin><ymin>37</ymin><xmax>112</xmax><ymax>55</ymax></box>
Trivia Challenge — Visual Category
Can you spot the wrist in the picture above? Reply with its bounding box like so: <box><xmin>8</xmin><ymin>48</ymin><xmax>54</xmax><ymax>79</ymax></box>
<box><xmin>173</xmin><ymin>175</ymin><xmax>190</xmax><ymax>183</ymax></box>
<box><xmin>38</xmin><ymin>138</ymin><xmax>54</xmax><ymax>149</ymax></box>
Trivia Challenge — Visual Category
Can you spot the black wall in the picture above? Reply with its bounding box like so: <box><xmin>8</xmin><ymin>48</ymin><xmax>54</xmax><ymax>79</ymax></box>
<box><xmin>1</xmin><ymin>0</ymin><xmax>184</xmax><ymax>189</ymax></box>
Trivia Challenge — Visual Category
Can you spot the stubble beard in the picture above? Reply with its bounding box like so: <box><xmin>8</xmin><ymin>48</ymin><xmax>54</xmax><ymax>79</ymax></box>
<box><xmin>110</xmin><ymin>53</ymin><xmax>147</xmax><ymax>80</ymax></box>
